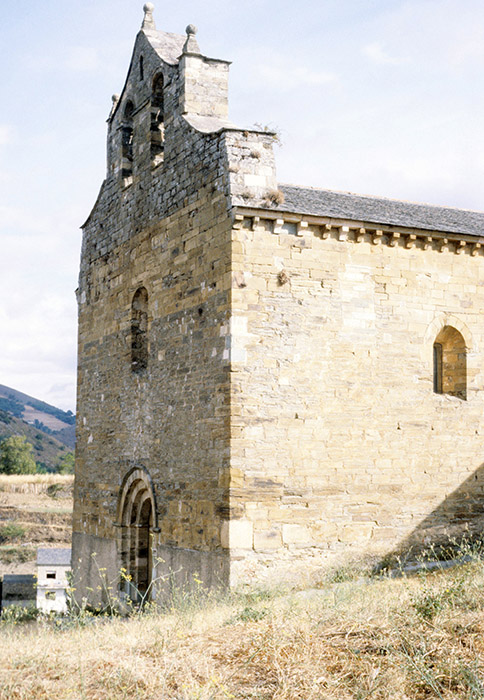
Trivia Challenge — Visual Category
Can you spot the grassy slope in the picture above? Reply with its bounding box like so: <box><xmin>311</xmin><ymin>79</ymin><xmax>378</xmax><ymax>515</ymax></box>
<box><xmin>1</xmin><ymin>557</ymin><xmax>484</xmax><ymax>698</ymax></box>
<box><xmin>0</xmin><ymin>384</ymin><xmax>75</xmax><ymax>450</ymax></box>
<box><xmin>0</xmin><ymin>410</ymin><xmax>70</xmax><ymax>470</ymax></box>
<box><xmin>0</xmin><ymin>474</ymin><xmax>73</xmax><ymax>574</ymax></box>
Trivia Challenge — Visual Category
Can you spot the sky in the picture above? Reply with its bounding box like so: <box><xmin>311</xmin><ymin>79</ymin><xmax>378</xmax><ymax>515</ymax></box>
<box><xmin>1</xmin><ymin>0</ymin><xmax>484</xmax><ymax>412</ymax></box>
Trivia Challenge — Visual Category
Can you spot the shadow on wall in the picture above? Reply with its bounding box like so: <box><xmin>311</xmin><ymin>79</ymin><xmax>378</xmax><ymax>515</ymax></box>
<box><xmin>377</xmin><ymin>462</ymin><xmax>484</xmax><ymax>571</ymax></box>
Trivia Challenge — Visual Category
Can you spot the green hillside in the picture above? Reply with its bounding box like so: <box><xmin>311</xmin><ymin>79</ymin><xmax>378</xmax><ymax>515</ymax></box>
<box><xmin>0</xmin><ymin>410</ymin><xmax>71</xmax><ymax>472</ymax></box>
<box><xmin>0</xmin><ymin>384</ymin><xmax>75</xmax><ymax>450</ymax></box>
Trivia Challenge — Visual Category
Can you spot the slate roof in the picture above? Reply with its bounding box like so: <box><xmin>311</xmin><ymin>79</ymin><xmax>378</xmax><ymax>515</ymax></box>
<box><xmin>278</xmin><ymin>185</ymin><xmax>484</xmax><ymax>238</ymax></box>
<box><xmin>3</xmin><ymin>574</ymin><xmax>36</xmax><ymax>584</ymax></box>
<box><xmin>2</xmin><ymin>575</ymin><xmax>36</xmax><ymax>599</ymax></box>
<box><xmin>37</xmin><ymin>548</ymin><xmax>71</xmax><ymax>566</ymax></box>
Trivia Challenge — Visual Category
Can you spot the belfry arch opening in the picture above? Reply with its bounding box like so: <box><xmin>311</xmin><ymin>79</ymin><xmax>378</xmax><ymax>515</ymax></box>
<box><xmin>118</xmin><ymin>470</ymin><xmax>157</xmax><ymax>601</ymax></box>
<box><xmin>433</xmin><ymin>325</ymin><xmax>467</xmax><ymax>400</ymax></box>
<box><xmin>151</xmin><ymin>74</ymin><xmax>164</xmax><ymax>166</ymax></box>
<box><xmin>121</xmin><ymin>100</ymin><xmax>134</xmax><ymax>181</ymax></box>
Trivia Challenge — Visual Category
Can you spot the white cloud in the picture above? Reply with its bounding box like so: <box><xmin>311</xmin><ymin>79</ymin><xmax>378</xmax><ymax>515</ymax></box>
<box><xmin>363</xmin><ymin>1</ymin><xmax>484</xmax><ymax>73</ymax></box>
<box><xmin>0</xmin><ymin>206</ymin><xmax>80</xmax><ymax>412</ymax></box>
<box><xmin>0</xmin><ymin>290</ymin><xmax>77</xmax><ymax>411</ymax></box>
<box><xmin>259</xmin><ymin>63</ymin><xmax>337</xmax><ymax>90</ymax></box>
<box><xmin>363</xmin><ymin>42</ymin><xmax>404</xmax><ymax>66</ymax></box>
<box><xmin>237</xmin><ymin>47</ymin><xmax>338</xmax><ymax>93</ymax></box>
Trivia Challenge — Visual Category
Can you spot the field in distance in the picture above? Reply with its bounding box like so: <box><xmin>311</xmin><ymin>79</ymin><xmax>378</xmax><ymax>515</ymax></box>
<box><xmin>0</xmin><ymin>474</ymin><xmax>73</xmax><ymax>575</ymax></box>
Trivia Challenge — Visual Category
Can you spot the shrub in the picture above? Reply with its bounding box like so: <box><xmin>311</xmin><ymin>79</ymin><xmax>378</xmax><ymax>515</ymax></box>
<box><xmin>0</xmin><ymin>523</ymin><xmax>26</xmax><ymax>543</ymax></box>
<box><xmin>227</xmin><ymin>605</ymin><xmax>269</xmax><ymax>624</ymax></box>
<box><xmin>0</xmin><ymin>605</ymin><xmax>38</xmax><ymax>625</ymax></box>
<box><xmin>57</xmin><ymin>452</ymin><xmax>74</xmax><ymax>474</ymax></box>
<box><xmin>0</xmin><ymin>436</ymin><xmax>36</xmax><ymax>474</ymax></box>
<box><xmin>0</xmin><ymin>546</ymin><xmax>35</xmax><ymax>563</ymax></box>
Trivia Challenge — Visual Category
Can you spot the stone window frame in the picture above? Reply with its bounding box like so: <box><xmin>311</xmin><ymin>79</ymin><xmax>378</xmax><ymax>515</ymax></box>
<box><xmin>433</xmin><ymin>325</ymin><xmax>467</xmax><ymax>400</ymax></box>
<box><xmin>426</xmin><ymin>315</ymin><xmax>471</xmax><ymax>402</ymax></box>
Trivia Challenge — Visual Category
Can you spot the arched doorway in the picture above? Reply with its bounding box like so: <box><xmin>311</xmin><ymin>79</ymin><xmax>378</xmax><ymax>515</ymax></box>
<box><xmin>117</xmin><ymin>468</ymin><xmax>158</xmax><ymax>602</ymax></box>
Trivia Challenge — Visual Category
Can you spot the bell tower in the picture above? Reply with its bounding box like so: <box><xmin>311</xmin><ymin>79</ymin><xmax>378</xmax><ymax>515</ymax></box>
<box><xmin>72</xmin><ymin>3</ymin><xmax>278</xmax><ymax>604</ymax></box>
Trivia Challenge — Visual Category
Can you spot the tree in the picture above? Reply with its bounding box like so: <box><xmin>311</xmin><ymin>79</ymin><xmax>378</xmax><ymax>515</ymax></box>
<box><xmin>57</xmin><ymin>452</ymin><xmax>75</xmax><ymax>474</ymax></box>
<box><xmin>0</xmin><ymin>436</ymin><xmax>36</xmax><ymax>474</ymax></box>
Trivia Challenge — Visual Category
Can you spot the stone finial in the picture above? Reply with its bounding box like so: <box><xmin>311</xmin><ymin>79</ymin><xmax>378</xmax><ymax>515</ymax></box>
<box><xmin>183</xmin><ymin>24</ymin><xmax>200</xmax><ymax>54</ymax></box>
<box><xmin>142</xmin><ymin>3</ymin><xmax>156</xmax><ymax>30</ymax></box>
<box><xmin>109</xmin><ymin>94</ymin><xmax>120</xmax><ymax>119</ymax></box>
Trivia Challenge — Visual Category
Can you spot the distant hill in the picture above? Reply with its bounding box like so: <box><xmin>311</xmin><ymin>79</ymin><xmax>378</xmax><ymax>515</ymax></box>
<box><xmin>0</xmin><ymin>385</ymin><xmax>75</xmax><ymax>471</ymax></box>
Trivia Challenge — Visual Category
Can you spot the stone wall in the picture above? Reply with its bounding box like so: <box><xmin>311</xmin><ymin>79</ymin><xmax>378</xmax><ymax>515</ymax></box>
<box><xmin>227</xmin><ymin>212</ymin><xmax>484</xmax><ymax>583</ymax></box>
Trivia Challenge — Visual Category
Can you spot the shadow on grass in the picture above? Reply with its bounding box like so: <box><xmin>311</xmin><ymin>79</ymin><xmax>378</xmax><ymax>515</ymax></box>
<box><xmin>375</xmin><ymin>461</ymin><xmax>484</xmax><ymax>574</ymax></box>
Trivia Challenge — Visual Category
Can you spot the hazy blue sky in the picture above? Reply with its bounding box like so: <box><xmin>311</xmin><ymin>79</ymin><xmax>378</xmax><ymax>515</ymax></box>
<box><xmin>1</xmin><ymin>0</ymin><xmax>484</xmax><ymax>411</ymax></box>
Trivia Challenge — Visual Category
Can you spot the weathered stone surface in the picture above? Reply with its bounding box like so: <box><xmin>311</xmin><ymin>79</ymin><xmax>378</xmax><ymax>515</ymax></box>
<box><xmin>220</xmin><ymin>520</ymin><xmax>253</xmax><ymax>550</ymax></box>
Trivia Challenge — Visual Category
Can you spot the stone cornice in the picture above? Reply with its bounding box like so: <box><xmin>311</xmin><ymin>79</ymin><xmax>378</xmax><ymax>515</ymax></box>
<box><xmin>232</xmin><ymin>207</ymin><xmax>484</xmax><ymax>256</ymax></box>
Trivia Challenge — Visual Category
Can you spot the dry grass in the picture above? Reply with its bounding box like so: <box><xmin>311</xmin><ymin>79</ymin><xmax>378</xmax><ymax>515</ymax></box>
<box><xmin>266</xmin><ymin>189</ymin><xmax>285</xmax><ymax>206</ymax></box>
<box><xmin>2</xmin><ymin>557</ymin><xmax>484</xmax><ymax>699</ymax></box>
<box><xmin>0</xmin><ymin>474</ymin><xmax>73</xmax><ymax>489</ymax></box>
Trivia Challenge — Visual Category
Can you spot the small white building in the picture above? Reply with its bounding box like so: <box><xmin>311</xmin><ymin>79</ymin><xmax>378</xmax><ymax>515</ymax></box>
<box><xmin>36</xmin><ymin>548</ymin><xmax>71</xmax><ymax>613</ymax></box>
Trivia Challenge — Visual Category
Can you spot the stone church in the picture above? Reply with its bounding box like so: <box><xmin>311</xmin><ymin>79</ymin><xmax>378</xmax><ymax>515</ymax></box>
<box><xmin>72</xmin><ymin>3</ymin><xmax>484</xmax><ymax>602</ymax></box>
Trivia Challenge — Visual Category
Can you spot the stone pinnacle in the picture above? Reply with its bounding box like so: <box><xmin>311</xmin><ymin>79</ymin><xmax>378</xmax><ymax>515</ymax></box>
<box><xmin>142</xmin><ymin>3</ymin><xmax>156</xmax><ymax>30</ymax></box>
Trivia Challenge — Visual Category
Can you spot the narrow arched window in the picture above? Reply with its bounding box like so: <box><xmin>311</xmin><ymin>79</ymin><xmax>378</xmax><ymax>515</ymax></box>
<box><xmin>122</xmin><ymin>101</ymin><xmax>134</xmax><ymax>181</ymax></box>
<box><xmin>131</xmin><ymin>287</ymin><xmax>148</xmax><ymax>372</ymax></box>
<box><xmin>433</xmin><ymin>325</ymin><xmax>466</xmax><ymax>400</ymax></box>
<box><xmin>139</xmin><ymin>55</ymin><xmax>144</xmax><ymax>82</ymax></box>
<box><xmin>151</xmin><ymin>75</ymin><xmax>164</xmax><ymax>166</ymax></box>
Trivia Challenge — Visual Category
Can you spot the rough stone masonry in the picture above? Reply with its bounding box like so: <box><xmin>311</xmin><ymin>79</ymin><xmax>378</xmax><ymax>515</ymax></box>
<box><xmin>72</xmin><ymin>3</ymin><xmax>484</xmax><ymax>603</ymax></box>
